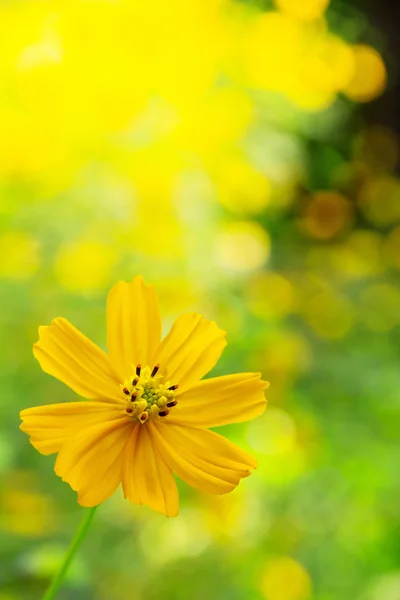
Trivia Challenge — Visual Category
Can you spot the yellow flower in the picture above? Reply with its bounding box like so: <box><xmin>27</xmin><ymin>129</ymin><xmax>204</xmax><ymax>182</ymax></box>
<box><xmin>20</xmin><ymin>277</ymin><xmax>268</xmax><ymax>517</ymax></box>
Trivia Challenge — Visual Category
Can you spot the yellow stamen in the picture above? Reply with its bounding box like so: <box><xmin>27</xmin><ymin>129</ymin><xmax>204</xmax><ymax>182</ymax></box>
<box><xmin>121</xmin><ymin>364</ymin><xmax>178</xmax><ymax>424</ymax></box>
<box><xmin>140</xmin><ymin>411</ymin><xmax>149</xmax><ymax>423</ymax></box>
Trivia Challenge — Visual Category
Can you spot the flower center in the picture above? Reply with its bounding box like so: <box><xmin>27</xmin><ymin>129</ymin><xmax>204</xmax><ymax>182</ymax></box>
<box><xmin>121</xmin><ymin>363</ymin><xmax>178</xmax><ymax>424</ymax></box>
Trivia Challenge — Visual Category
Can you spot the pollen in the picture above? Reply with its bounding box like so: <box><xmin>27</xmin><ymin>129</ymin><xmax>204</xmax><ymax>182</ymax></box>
<box><xmin>121</xmin><ymin>364</ymin><xmax>178</xmax><ymax>424</ymax></box>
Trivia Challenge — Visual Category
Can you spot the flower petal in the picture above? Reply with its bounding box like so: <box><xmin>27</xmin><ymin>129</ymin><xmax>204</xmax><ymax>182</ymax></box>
<box><xmin>33</xmin><ymin>317</ymin><xmax>122</xmax><ymax>402</ymax></box>
<box><xmin>154</xmin><ymin>313</ymin><xmax>227</xmax><ymax>393</ymax></box>
<box><xmin>170</xmin><ymin>373</ymin><xmax>269</xmax><ymax>428</ymax></box>
<box><xmin>122</xmin><ymin>424</ymin><xmax>179</xmax><ymax>517</ymax></box>
<box><xmin>55</xmin><ymin>417</ymin><xmax>132</xmax><ymax>507</ymax></box>
<box><xmin>152</xmin><ymin>421</ymin><xmax>256</xmax><ymax>495</ymax></box>
<box><xmin>20</xmin><ymin>401</ymin><xmax>124</xmax><ymax>455</ymax></box>
<box><xmin>107</xmin><ymin>277</ymin><xmax>162</xmax><ymax>380</ymax></box>
<box><xmin>121</xmin><ymin>425</ymin><xmax>141</xmax><ymax>505</ymax></box>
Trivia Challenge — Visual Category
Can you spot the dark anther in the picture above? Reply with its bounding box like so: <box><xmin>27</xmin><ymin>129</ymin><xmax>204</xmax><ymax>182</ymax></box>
<box><xmin>151</xmin><ymin>363</ymin><xmax>160</xmax><ymax>377</ymax></box>
<box><xmin>131</xmin><ymin>392</ymin><xmax>137</xmax><ymax>401</ymax></box>
<box><xmin>126</xmin><ymin>407</ymin><xmax>133</xmax><ymax>413</ymax></box>
<box><xmin>123</xmin><ymin>387</ymin><xmax>130</xmax><ymax>395</ymax></box>
<box><xmin>159</xmin><ymin>410</ymin><xmax>169</xmax><ymax>417</ymax></box>
<box><xmin>168</xmin><ymin>384</ymin><xmax>179</xmax><ymax>391</ymax></box>
<box><xmin>132</xmin><ymin>377</ymin><xmax>139</xmax><ymax>386</ymax></box>
<box><xmin>166</xmin><ymin>400</ymin><xmax>177</xmax><ymax>408</ymax></box>
<box><xmin>136</xmin><ymin>364</ymin><xmax>141</xmax><ymax>376</ymax></box>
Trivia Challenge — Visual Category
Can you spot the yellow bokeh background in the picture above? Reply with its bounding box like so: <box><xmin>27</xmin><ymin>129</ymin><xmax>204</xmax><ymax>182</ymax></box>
<box><xmin>1</xmin><ymin>0</ymin><xmax>398</xmax><ymax>599</ymax></box>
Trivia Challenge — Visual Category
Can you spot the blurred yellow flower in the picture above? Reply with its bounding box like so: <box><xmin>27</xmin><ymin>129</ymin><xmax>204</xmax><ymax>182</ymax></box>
<box><xmin>260</xmin><ymin>556</ymin><xmax>312</xmax><ymax>600</ymax></box>
<box><xmin>0</xmin><ymin>0</ymin><xmax>386</xmax><ymax>209</ymax></box>
<box><xmin>1</xmin><ymin>489</ymin><xmax>55</xmax><ymax>537</ymax></box>
<box><xmin>216</xmin><ymin>221</ymin><xmax>271</xmax><ymax>273</ymax></box>
<box><xmin>274</xmin><ymin>0</ymin><xmax>330</xmax><ymax>22</ymax></box>
<box><xmin>0</xmin><ymin>232</ymin><xmax>39</xmax><ymax>279</ymax></box>
<box><xmin>20</xmin><ymin>276</ymin><xmax>268</xmax><ymax>516</ymax></box>
<box><xmin>213</xmin><ymin>158</ymin><xmax>271</xmax><ymax>215</ymax></box>
<box><xmin>55</xmin><ymin>241</ymin><xmax>118</xmax><ymax>293</ymax></box>
<box><xmin>344</xmin><ymin>45</ymin><xmax>387</xmax><ymax>103</ymax></box>
<box><xmin>299</xmin><ymin>191</ymin><xmax>353</xmax><ymax>240</ymax></box>
<box><xmin>358</xmin><ymin>175</ymin><xmax>400</xmax><ymax>226</ymax></box>
<box><xmin>331</xmin><ymin>230</ymin><xmax>383</xmax><ymax>279</ymax></box>
<box><xmin>248</xmin><ymin>408</ymin><xmax>296</xmax><ymax>456</ymax></box>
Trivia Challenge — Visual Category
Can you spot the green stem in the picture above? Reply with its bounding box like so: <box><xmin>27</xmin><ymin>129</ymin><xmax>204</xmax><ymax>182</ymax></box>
<box><xmin>42</xmin><ymin>506</ymin><xmax>98</xmax><ymax>600</ymax></box>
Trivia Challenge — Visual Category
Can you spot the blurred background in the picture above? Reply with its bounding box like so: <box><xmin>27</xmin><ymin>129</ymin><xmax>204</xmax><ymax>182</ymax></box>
<box><xmin>1</xmin><ymin>0</ymin><xmax>400</xmax><ymax>598</ymax></box>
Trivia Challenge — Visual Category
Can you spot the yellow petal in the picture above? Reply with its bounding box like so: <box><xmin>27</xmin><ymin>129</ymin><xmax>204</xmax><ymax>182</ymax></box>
<box><xmin>55</xmin><ymin>418</ymin><xmax>132</xmax><ymax>507</ymax></box>
<box><xmin>20</xmin><ymin>401</ymin><xmax>124</xmax><ymax>455</ymax></box>
<box><xmin>106</xmin><ymin>277</ymin><xmax>162</xmax><ymax>379</ymax></box>
<box><xmin>170</xmin><ymin>373</ymin><xmax>268</xmax><ymax>428</ymax></box>
<box><xmin>152</xmin><ymin>422</ymin><xmax>256</xmax><ymax>495</ymax></box>
<box><xmin>154</xmin><ymin>313</ymin><xmax>227</xmax><ymax>393</ymax></box>
<box><xmin>121</xmin><ymin>425</ymin><xmax>141</xmax><ymax>505</ymax></box>
<box><xmin>33</xmin><ymin>317</ymin><xmax>122</xmax><ymax>402</ymax></box>
<box><xmin>122</xmin><ymin>424</ymin><xmax>179</xmax><ymax>517</ymax></box>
